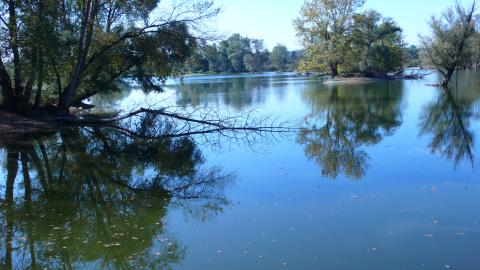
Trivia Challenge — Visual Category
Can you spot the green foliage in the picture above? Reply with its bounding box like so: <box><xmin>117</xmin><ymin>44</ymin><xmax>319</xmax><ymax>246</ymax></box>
<box><xmin>225</xmin><ymin>34</ymin><xmax>251</xmax><ymax>72</ymax></box>
<box><xmin>294</xmin><ymin>0</ymin><xmax>406</xmax><ymax>76</ymax></box>
<box><xmin>270</xmin><ymin>44</ymin><xmax>289</xmax><ymax>71</ymax></box>
<box><xmin>473</xmin><ymin>15</ymin><xmax>480</xmax><ymax>69</ymax></box>
<box><xmin>404</xmin><ymin>45</ymin><xmax>421</xmax><ymax>67</ymax></box>
<box><xmin>0</xmin><ymin>0</ymin><xmax>219</xmax><ymax>114</ymax></box>
<box><xmin>294</xmin><ymin>0</ymin><xmax>366</xmax><ymax>76</ymax></box>
<box><xmin>183</xmin><ymin>34</ymin><xmax>301</xmax><ymax>73</ymax></box>
<box><xmin>351</xmin><ymin>11</ymin><xmax>404</xmax><ymax>74</ymax></box>
<box><xmin>420</xmin><ymin>1</ymin><xmax>478</xmax><ymax>85</ymax></box>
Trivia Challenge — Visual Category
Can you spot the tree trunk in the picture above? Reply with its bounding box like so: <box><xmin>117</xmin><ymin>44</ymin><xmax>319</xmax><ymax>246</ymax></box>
<box><xmin>33</xmin><ymin>53</ymin><xmax>45</xmax><ymax>111</ymax></box>
<box><xmin>330</xmin><ymin>63</ymin><xmax>339</xmax><ymax>77</ymax></box>
<box><xmin>58</xmin><ymin>0</ymin><xmax>99</xmax><ymax>114</ymax></box>
<box><xmin>440</xmin><ymin>68</ymin><xmax>456</xmax><ymax>87</ymax></box>
<box><xmin>440</xmin><ymin>5</ymin><xmax>475</xmax><ymax>87</ymax></box>
<box><xmin>8</xmin><ymin>0</ymin><xmax>23</xmax><ymax>103</ymax></box>
<box><xmin>0</xmin><ymin>55</ymin><xmax>16</xmax><ymax>111</ymax></box>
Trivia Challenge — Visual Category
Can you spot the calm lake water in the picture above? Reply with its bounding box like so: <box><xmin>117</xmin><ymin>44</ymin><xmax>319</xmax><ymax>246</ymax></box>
<box><xmin>1</xmin><ymin>71</ymin><xmax>480</xmax><ymax>269</ymax></box>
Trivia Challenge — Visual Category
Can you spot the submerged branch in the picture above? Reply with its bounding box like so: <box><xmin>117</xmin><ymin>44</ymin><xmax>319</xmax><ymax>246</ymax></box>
<box><xmin>53</xmin><ymin>107</ymin><xmax>293</xmax><ymax>135</ymax></box>
<box><xmin>35</xmin><ymin>106</ymin><xmax>298</xmax><ymax>152</ymax></box>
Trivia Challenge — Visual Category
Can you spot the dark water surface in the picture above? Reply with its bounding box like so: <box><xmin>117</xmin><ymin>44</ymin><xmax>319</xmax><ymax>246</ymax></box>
<box><xmin>1</xmin><ymin>72</ymin><xmax>480</xmax><ymax>269</ymax></box>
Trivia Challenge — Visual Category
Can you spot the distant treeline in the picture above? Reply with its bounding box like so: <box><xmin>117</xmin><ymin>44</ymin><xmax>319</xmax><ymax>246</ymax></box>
<box><xmin>184</xmin><ymin>34</ymin><xmax>303</xmax><ymax>74</ymax></box>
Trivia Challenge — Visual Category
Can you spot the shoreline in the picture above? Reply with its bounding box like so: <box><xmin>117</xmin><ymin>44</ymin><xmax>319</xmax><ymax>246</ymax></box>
<box><xmin>0</xmin><ymin>111</ymin><xmax>57</xmax><ymax>137</ymax></box>
<box><xmin>322</xmin><ymin>77</ymin><xmax>381</xmax><ymax>84</ymax></box>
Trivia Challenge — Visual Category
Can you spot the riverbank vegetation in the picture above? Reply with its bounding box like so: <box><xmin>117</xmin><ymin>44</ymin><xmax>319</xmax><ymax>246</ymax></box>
<box><xmin>0</xmin><ymin>0</ymin><xmax>219</xmax><ymax>116</ymax></box>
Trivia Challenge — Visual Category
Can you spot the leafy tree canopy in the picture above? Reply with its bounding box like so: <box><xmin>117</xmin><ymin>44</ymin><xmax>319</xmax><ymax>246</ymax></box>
<box><xmin>0</xmin><ymin>0</ymin><xmax>219</xmax><ymax>114</ymax></box>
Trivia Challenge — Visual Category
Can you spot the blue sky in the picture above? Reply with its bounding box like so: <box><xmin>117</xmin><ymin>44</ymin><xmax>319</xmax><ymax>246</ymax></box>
<box><xmin>214</xmin><ymin>0</ymin><xmax>468</xmax><ymax>50</ymax></box>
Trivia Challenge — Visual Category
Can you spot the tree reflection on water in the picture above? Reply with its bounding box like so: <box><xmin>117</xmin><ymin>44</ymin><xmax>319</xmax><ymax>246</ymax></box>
<box><xmin>298</xmin><ymin>82</ymin><xmax>404</xmax><ymax>179</ymax></box>
<box><xmin>0</xmin><ymin>127</ymin><xmax>234</xmax><ymax>269</ymax></box>
<box><xmin>420</xmin><ymin>88</ymin><xmax>478</xmax><ymax>166</ymax></box>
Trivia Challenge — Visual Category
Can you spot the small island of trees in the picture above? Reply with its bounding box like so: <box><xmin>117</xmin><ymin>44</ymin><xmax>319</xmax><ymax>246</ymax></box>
<box><xmin>293</xmin><ymin>0</ymin><xmax>479</xmax><ymax>85</ymax></box>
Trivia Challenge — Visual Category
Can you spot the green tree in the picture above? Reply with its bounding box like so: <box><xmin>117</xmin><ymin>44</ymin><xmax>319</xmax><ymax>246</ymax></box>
<box><xmin>243</xmin><ymin>39</ymin><xmax>269</xmax><ymax>72</ymax></box>
<box><xmin>404</xmin><ymin>45</ymin><xmax>421</xmax><ymax>67</ymax></box>
<box><xmin>270</xmin><ymin>44</ymin><xmax>289</xmax><ymax>71</ymax></box>
<box><xmin>473</xmin><ymin>15</ymin><xmax>480</xmax><ymax>69</ymax></box>
<box><xmin>224</xmin><ymin>34</ymin><xmax>251</xmax><ymax>72</ymax></box>
<box><xmin>185</xmin><ymin>46</ymin><xmax>209</xmax><ymax>73</ymax></box>
<box><xmin>243</xmin><ymin>54</ymin><xmax>257</xmax><ymax>72</ymax></box>
<box><xmin>420</xmin><ymin>1</ymin><xmax>477</xmax><ymax>86</ymax></box>
<box><xmin>351</xmin><ymin>10</ymin><xmax>404</xmax><ymax>74</ymax></box>
<box><xmin>294</xmin><ymin>0</ymin><xmax>366</xmax><ymax>76</ymax></box>
<box><xmin>203</xmin><ymin>44</ymin><xmax>224</xmax><ymax>72</ymax></box>
<box><xmin>0</xmin><ymin>0</ymin><xmax>219</xmax><ymax>114</ymax></box>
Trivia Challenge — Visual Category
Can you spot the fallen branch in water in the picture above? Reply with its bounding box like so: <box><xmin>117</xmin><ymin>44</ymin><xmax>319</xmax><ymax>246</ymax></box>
<box><xmin>55</xmin><ymin>107</ymin><xmax>291</xmax><ymax>131</ymax></box>
<box><xmin>51</xmin><ymin>106</ymin><xmax>296</xmax><ymax>149</ymax></box>
<box><xmin>390</xmin><ymin>69</ymin><xmax>432</xmax><ymax>80</ymax></box>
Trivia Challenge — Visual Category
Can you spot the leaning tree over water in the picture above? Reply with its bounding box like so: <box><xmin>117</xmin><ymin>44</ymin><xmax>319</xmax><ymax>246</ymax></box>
<box><xmin>0</xmin><ymin>0</ymin><xmax>219</xmax><ymax>115</ymax></box>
